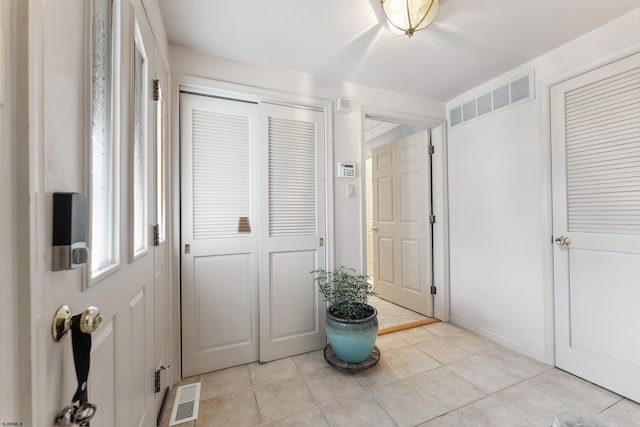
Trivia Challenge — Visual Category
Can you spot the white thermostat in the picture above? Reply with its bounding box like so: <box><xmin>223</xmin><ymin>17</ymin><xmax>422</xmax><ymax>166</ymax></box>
<box><xmin>337</xmin><ymin>162</ymin><xmax>356</xmax><ymax>178</ymax></box>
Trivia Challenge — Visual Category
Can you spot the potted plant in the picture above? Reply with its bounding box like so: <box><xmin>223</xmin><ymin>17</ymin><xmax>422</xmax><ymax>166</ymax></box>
<box><xmin>312</xmin><ymin>267</ymin><xmax>378</xmax><ymax>364</ymax></box>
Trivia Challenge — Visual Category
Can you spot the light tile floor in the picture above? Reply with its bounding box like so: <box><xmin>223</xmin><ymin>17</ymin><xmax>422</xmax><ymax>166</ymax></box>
<box><xmin>160</xmin><ymin>323</ymin><xmax>640</xmax><ymax>427</ymax></box>
<box><xmin>368</xmin><ymin>296</ymin><xmax>429</xmax><ymax>330</ymax></box>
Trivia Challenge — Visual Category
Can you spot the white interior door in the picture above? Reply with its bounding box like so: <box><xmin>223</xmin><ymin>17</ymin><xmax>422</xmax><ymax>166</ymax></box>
<box><xmin>372</xmin><ymin>131</ymin><xmax>432</xmax><ymax>316</ymax></box>
<box><xmin>259</xmin><ymin>103</ymin><xmax>327</xmax><ymax>362</ymax></box>
<box><xmin>551</xmin><ymin>53</ymin><xmax>640</xmax><ymax>402</ymax></box>
<box><xmin>180</xmin><ymin>93</ymin><xmax>260</xmax><ymax>377</ymax></box>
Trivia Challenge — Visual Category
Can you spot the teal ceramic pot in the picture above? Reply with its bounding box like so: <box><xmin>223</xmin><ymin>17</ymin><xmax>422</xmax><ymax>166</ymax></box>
<box><xmin>325</xmin><ymin>305</ymin><xmax>378</xmax><ymax>363</ymax></box>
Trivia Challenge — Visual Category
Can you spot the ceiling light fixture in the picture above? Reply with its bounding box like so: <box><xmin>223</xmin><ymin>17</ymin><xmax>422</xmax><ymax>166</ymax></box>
<box><xmin>381</xmin><ymin>0</ymin><xmax>439</xmax><ymax>38</ymax></box>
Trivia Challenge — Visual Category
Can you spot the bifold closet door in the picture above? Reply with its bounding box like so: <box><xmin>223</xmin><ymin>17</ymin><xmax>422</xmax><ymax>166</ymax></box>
<box><xmin>180</xmin><ymin>93</ymin><xmax>260</xmax><ymax>376</ymax></box>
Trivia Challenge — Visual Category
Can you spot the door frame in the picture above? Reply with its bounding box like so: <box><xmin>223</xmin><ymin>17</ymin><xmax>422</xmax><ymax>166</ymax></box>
<box><xmin>361</xmin><ymin>107</ymin><xmax>450</xmax><ymax>322</ymax></box>
<box><xmin>539</xmin><ymin>45</ymin><xmax>640</xmax><ymax>366</ymax></box>
<box><xmin>170</xmin><ymin>75</ymin><xmax>335</xmax><ymax>378</ymax></box>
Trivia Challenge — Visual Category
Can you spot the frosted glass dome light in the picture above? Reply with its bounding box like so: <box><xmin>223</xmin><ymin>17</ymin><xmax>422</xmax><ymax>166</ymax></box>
<box><xmin>381</xmin><ymin>0</ymin><xmax>439</xmax><ymax>38</ymax></box>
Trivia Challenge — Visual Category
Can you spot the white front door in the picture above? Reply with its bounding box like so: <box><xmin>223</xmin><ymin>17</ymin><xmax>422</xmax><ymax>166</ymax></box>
<box><xmin>180</xmin><ymin>93</ymin><xmax>260</xmax><ymax>377</ymax></box>
<box><xmin>33</xmin><ymin>1</ymin><xmax>166</xmax><ymax>425</ymax></box>
<box><xmin>551</xmin><ymin>53</ymin><xmax>640</xmax><ymax>402</ymax></box>
<box><xmin>372</xmin><ymin>131</ymin><xmax>433</xmax><ymax>316</ymax></box>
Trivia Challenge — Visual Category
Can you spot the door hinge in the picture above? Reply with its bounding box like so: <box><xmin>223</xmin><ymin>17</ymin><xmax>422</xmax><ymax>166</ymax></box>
<box><xmin>430</xmin><ymin>285</ymin><xmax>437</xmax><ymax>295</ymax></box>
<box><xmin>152</xmin><ymin>78</ymin><xmax>160</xmax><ymax>101</ymax></box>
<box><xmin>154</xmin><ymin>365</ymin><xmax>169</xmax><ymax>393</ymax></box>
<box><xmin>184</xmin><ymin>244</ymin><xmax>190</xmax><ymax>255</ymax></box>
<box><xmin>428</xmin><ymin>145</ymin><xmax>435</xmax><ymax>155</ymax></box>
<box><xmin>153</xmin><ymin>224</ymin><xmax>160</xmax><ymax>246</ymax></box>
<box><xmin>429</xmin><ymin>215</ymin><xmax>436</xmax><ymax>224</ymax></box>
<box><xmin>319</xmin><ymin>237</ymin><xmax>324</xmax><ymax>247</ymax></box>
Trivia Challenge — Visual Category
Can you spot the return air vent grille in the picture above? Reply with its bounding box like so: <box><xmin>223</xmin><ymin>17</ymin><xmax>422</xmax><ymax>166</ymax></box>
<box><xmin>477</xmin><ymin>92</ymin><xmax>493</xmax><ymax>116</ymax></box>
<box><xmin>462</xmin><ymin>100</ymin><xmax>477</xmax><ymax>121</ymax></box>
<box><xmin>449</xmin><ymin>70</ymin><xmax>535</xmax><ymax>128</ymax></box>
<box><xmin>449</xmin><ymin>106</ymin><xmax>462</xmax><ymax>126</ymax></box>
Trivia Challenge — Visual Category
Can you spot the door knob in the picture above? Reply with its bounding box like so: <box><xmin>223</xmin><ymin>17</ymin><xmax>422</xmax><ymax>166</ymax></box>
<box><xmin>372</xmin><ymin>227</ymin><xmax>378</xmax><ymax>231</ymax></box>
<box><xmin>52</xmin><ymin>305</ymin><xmax>103</xmax><ymax>342</ymax></box>
<box><xmin>554</xmin><ymin>236</ymin><xmax>570</xmax><ymax>250</ymax></box>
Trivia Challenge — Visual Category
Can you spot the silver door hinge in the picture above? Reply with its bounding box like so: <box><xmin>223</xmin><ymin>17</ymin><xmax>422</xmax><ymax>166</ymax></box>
<box><xmin>184</xmin><ymin>244</ymin><xmax>190</xmax><ymax>254</ymax></box>
<box><xmin>153</xmin><ymin>224</ymin><xmax>160</xmax><ymax>246</ymax></box>
<box><xmin>429</xmin><ymin>215</ymin><xmax>436</xmax><ymax>224</ymax></box>
<box><xmin>428</xmin><ymin>145</ymin><xmax>435</xmax><ymax>155</ymax></box>
<box><xmin>430</xmin><ymin>285</ymin><xmax>437</xmax><ymax>295</ymax></box>
<box><xmin>319</xmin><ymin>238</ymin><xmax>324</xmax><ymax>247</ymax></box>
<box><xmin>152</xmin><ymin>79</ymin><xmax>160</xmax><ymax>101</ymax></box>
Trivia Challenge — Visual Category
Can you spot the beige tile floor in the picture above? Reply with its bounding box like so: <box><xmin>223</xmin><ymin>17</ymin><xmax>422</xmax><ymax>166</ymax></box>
<box><xmin>368</xmin><ymin>296</ymin><xmax>429</xmax><ymax>330</ymax></box>
<box><xmin>160</xmin><ymin>323</ymin><xmax>640</xmax><ymax>427</ymax></box>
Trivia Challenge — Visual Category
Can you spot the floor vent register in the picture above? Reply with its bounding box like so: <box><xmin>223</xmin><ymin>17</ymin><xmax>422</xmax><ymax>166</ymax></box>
<box><xmin>169</xmin><ymin>382</ymin><xmax>201</xmax><ymax>426</ymax></box>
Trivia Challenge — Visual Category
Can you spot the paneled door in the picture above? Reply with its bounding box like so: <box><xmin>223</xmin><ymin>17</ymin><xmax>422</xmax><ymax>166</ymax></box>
<box><xmin>551</xmin><ymin>53</ymin><xmax>640</xmax><ymax>402</ymax></box>
<box><xmin>372</xmin><ymin>131</ymin><xmax>432</xmax><ymax>316</ymax></box>
<box><xmin>258</xmin><ymin>103</ymin><xmax>327</xmax><ymax>362</ymax></box>
<box><xmin>181</xmin><ymin>95</ymin><xmax>328</xmax><ymax>375</ymax></box>
<box><xmin>34</xmin><ymin>1</ymin><xmax>165</xmax><ymax>425</ymax></box>
<box><xmin>180</xmin><ymin>93</ymin><xmax>260</xmax><ymax>377</ymax></box>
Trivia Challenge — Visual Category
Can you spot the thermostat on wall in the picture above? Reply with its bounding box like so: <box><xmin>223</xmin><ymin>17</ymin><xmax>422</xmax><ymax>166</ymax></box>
<box><xmin>337</xmin><ymin>162</ymin><xmax>356</xmax><ymax>178</ymax></box>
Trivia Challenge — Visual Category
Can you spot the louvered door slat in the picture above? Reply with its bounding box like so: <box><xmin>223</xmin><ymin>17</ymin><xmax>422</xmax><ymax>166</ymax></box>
<box><xmin>192</xmin><ymin>109</ymin><xmax>250</xmax><ymax>239</ymax></box>
<box><xmin>268</xmin><ymin>117</ymin><xmax>317</xmax><ymax>236</ymax></box>
<box><xmin>565</xmin><ymin>68</ymin><xmax>639</xmax><ymax>101</ymax></box>
<box><xmin>565</xmin><ymin>65</ymin><xmax>640</xmax><ymax>235</ymax></box>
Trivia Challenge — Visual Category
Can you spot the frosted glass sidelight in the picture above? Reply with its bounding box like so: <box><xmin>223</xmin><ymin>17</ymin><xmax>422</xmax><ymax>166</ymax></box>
<box><xmin>132</xmin><ymin>37</ymin><xmax>148</xmax><ymax>256</ymax></box>
<box><xmin>91</xmin><ymin>0</ymin><xmax>115</xmax><ymax>275</ymax></box>
<box><xmin>155</xmin><ymin>81</ymin><xmax>166</xmax><ymax>244</ymax></box>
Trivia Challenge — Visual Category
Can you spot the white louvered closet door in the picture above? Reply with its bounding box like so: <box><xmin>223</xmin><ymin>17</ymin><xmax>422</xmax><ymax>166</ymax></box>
<box><xmin>551</xmin><ymin>53</ymin><xmax>640</xmax><ymax>402</ymax></box>
<box><xmin>259</xmin><ymin>103</ymin><xmax>327</xmax><ymax>362</ymax></box>
<box><xmin>180</xmin><ymin>93</ymin><xmax>260</xmax><ymax>376</ymax></box>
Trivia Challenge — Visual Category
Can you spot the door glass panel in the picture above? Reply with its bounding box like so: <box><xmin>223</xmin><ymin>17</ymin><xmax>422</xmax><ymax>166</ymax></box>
<box><xmin>155</xmin><ymin>80</ymin><xmax>166</xmax><ymax>243</ymax></box>
<box><xmin>132</xmin><ymin>29</ymin><xmax>148</xmax><ymax>257</ymax></box>
<box><xmin>91</xmin><ymin>0</ymin><xmax>117</xmax><ymax>277</ymax></box>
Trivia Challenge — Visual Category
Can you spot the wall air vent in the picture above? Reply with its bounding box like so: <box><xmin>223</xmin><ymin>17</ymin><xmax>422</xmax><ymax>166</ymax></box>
<box><xmin>448</xmin><ymin>69</ymin><xmax>535</xmax><ymax>129</ymax></box>
<box><xmin>477</xmin><ymin>93</ymin><xmax>492</xmax><ymax>116</ymax></box>
<box><xmin>450</xmin><ymin>106</ymin><xmax>462</xmax><ymax>126</ymax></box>
<box><xmin>462</xmin><ymin>100</ymin><xmax>477</xmax><ymax>121</ymax></box>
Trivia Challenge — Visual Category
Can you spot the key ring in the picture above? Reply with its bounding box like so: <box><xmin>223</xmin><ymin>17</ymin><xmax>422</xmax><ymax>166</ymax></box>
<box><xmin>56</xmin><ymin>401</ymin><xmax>97</xmax><ymax>426</ymax></box>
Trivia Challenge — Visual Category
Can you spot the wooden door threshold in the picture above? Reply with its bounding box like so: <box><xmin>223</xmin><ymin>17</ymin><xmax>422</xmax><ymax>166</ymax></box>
<box><xmin>378</xmin><ymin>318</ymin><xmax>440</xmax><ymax>335</ymax></box>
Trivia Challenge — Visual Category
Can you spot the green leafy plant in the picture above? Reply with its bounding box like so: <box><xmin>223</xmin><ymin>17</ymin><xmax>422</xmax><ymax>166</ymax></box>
<box><xmin>312</xmin><ymin>267</ymin><xmax>377</xmax><ymax>320</ymax></box>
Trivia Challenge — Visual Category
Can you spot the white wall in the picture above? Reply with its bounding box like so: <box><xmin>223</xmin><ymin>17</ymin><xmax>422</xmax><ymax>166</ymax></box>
<box><xmin>170</xmin><ymin>46</ymin><xmax>445</xmax><ymax>270</ymax></box>
<box><xmin>446</xmin><ymin>9</ymin><xmax>640</xmax><ymax>362</ymax></box>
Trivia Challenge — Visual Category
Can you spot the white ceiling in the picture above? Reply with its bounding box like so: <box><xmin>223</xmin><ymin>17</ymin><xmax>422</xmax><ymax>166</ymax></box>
<box><xmin>157</xmin><ymin>0</ymin><xmax>639</xmax><ymax>102</ymax></box>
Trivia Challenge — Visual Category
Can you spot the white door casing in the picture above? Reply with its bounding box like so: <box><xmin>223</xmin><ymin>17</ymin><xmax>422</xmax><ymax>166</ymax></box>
<box><xmin>551</xmin><ymin>53</ymin><xmax>640</xmax><ymax>402</ymax></box>
<box><xmin>180</xmin><ymin>93</ymin><xmax>260</xmax><ymax>376</ymax></box>
<box><xmin>259</xmin><ymin>102</ymin><xmax>327</xmax><ymax>362</ymax></box>
<box><xmin>372</xmin><ymin>131</ymin><xmax>433</xmax><ymax>316</ymax></box>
